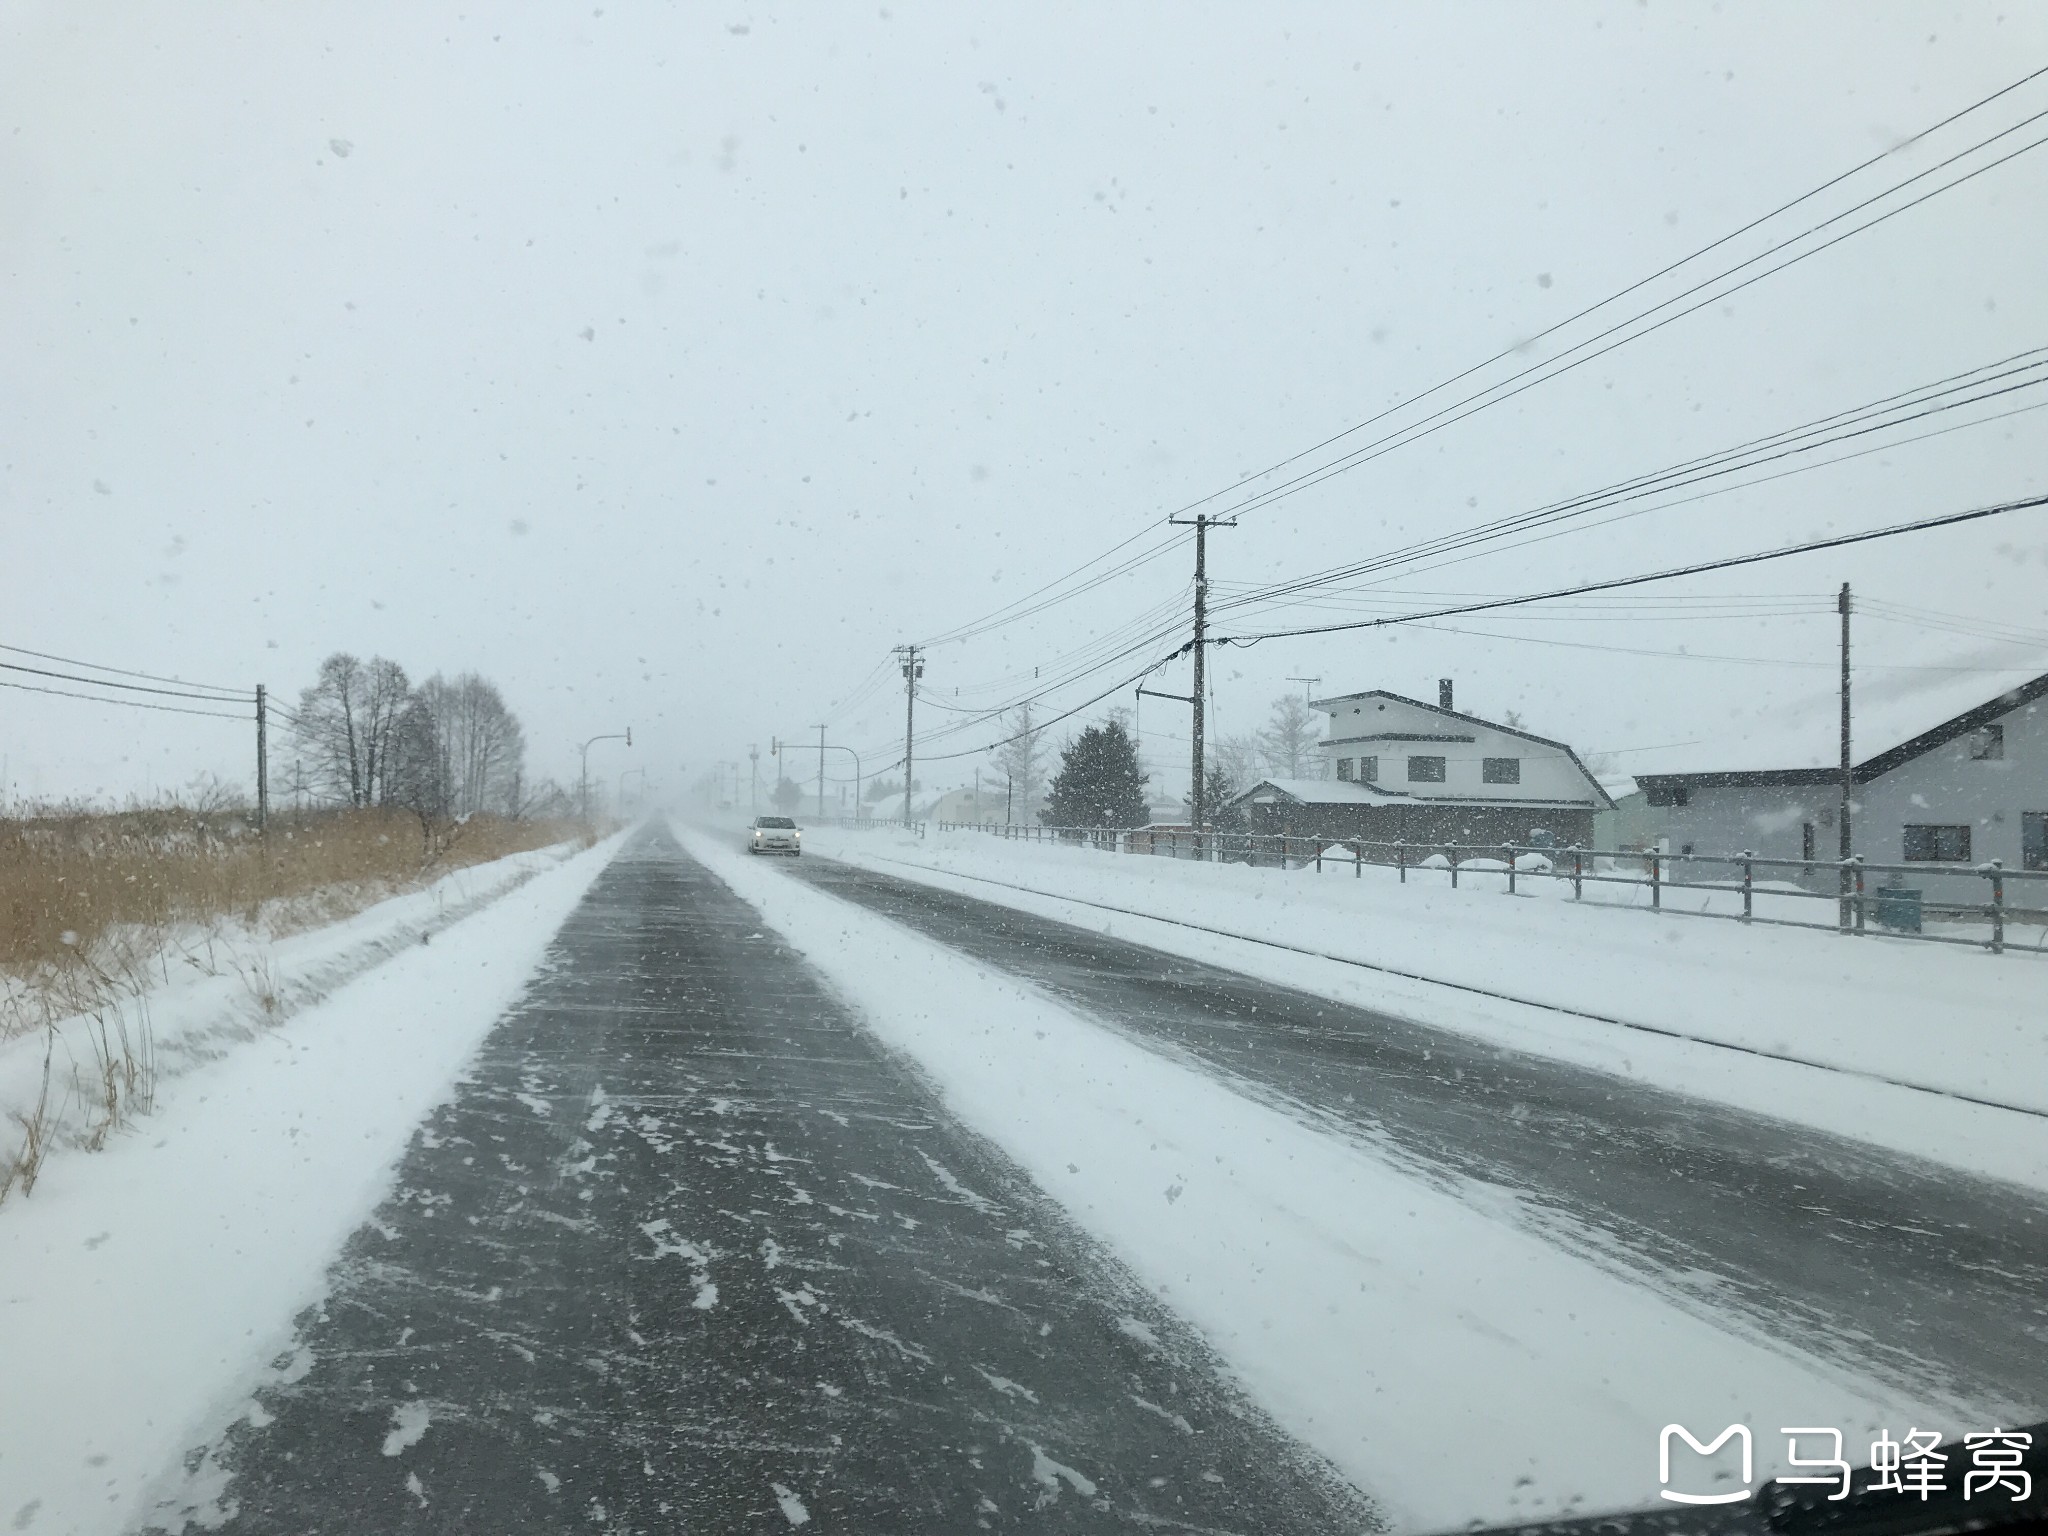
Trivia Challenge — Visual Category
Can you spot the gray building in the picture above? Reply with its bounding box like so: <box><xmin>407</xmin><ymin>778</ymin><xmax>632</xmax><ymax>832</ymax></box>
<box><xmin>1632</xmin><ymin>671</ymin><xmax>2048</xmax><ymax>900</ymax></box>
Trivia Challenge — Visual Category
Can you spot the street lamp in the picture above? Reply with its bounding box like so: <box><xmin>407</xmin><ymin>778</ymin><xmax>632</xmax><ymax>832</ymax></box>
<box><xmin>578</xmin><ymin>728</ymin><xmax>631</xmax><ymax>821</ymax></box>
<box><xmin>781</xmin><ymin>731</ymin><xmax>860</xmax><ymax>823</ymax></box>
<box><xmin>619</xmin><ymin>766</ymin><xmax>647</xmax><ymax>818</ymax></box>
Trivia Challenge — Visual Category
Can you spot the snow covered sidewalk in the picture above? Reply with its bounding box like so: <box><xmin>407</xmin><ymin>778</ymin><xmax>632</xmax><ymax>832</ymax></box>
<box><xmin>798</xmin><ymin>824</ymin><xmax>2048</xmax><ymax>1192</ymax></box>
<box><xmin>682</xmin><ymin>822</ymin><xmax>1946</xmax><ymax>1529</ymax></box>
<box><xmin>0</xmin><ymin>834</ymin><xmax>621</xmax><ymax>1536</ymax></box>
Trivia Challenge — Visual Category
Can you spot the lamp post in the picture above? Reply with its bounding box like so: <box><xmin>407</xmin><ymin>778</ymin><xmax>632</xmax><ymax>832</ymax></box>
<box><xmin>783</xmin><ymin>733</ymin><xmax>860</xmax><ymax>821</ymax></box>
<box><xmin>618</xmin><ymin>766</ymin><xmax>647</xmax><ymax>818</ymax></box>
<box><xmin>578</xmin><ymin>729</ymin><xmax>631</xmax><ymax>821</ymax></box>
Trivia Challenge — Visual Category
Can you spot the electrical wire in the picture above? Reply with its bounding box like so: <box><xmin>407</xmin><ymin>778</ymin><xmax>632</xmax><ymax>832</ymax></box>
<box><xmin>1215</xmin><ymin>491</ymin><xmax>2048</xmax><ymax>648</ymax></box>
<box><xmin>0</xmin><ymin>676</ymin><xmax>253</xmax><ymax>720</ymax></box>
<box><xmin>1209</xmin><ymin>359</ymin><xmax>2048</xmax><ymax>621</ymax></box>
<box><xmin>0</xmin><ymin>640</ymin><xmax>249</xmax><ymax>697</ymax></box>
<box><xmin>1202</xmin><ymin>112</ymin><xmax>2048</xmax><ymax>530</ymax></box>
<box><xmin>1160</xmin><ymin>62</ymin><xmax>2048</xmax><ymax>526</ymax></box>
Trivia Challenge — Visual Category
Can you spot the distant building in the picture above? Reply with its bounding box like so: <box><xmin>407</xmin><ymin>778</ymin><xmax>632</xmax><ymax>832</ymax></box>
<box><xmin>1227</xmin><ymin>681</ymin><xmax>1612</xmax><ymax>850</ymax></box>
<box><xmin>1631</xmin><ymin>671</ymin><xmax>2048</xmax><ymax>895</ymax></box>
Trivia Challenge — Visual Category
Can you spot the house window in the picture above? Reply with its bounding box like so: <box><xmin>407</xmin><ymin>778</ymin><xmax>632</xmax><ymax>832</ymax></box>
<box><xmin>1969</xmin><ymin>723</ymin><xmax>2004</xmax><ymax>760</ymax></box>
<box><xmin>1645</xmin><ymin>782</ymin><xmax>1691</xmax><ymax>807</ymax></box>
<box><xmin>1336</xmin><ymin>757</ymin><xmax>1354</xmax><ymax>782</ymax></box>
<box><xmin>1407</xmin><ymin>755</ymin><xmax>1446</xmax><ymax>783</ymax></box>
<box><xmin>1361</xmin><ymin>756</ymin><xmax>1378</xmax><ymax>782</ymax></box>
<box><xmin>1482</xmin><ymin>756</ymin><xmax>1521</xmax><ymax>785</ymax></box>
<box><xmin>1903</xmin><ymin>824</ymin><xmax>1971</xmax><ymax>862</ymax></box>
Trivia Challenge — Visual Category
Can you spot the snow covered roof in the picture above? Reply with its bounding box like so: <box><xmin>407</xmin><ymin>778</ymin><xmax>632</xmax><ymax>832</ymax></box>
<box><xmin>1621</xmin><ymin>669</ymin><xmax>2048</xmax><ymax>783</ymax></box>
<box><xmin>1229</xmin><ymin>777</ymin><xmax>1390</xmax><ymax>807</ymax></box>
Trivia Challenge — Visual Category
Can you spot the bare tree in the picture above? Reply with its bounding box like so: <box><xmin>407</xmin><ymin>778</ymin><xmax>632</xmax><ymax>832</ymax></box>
<box><xmin>417</xmin><ymin>673</ymin><xmax>526</xmax><ymax>816</ymax></box>
<box><xmin>292</xmin><ymin>653</ymin><xmax>415</xmax><ymax>807</ymax></box>
<box><xmin>990</xmin><ymin>702</ymin><xmax>1046</xmax><ymax>823</ymax></box>
<box><xmin>384</xmin><ymin>695</ymin><xmax>449</xmax><ymax>848</ymax></box>
<box><xmin>1258</xmin><ymin>693</ymin><xmax>1321</xmax><ymax>779</ymax></box>
<box><xmin>1213</xmin><ymin>733</ymin><xmax>1265</xmax><ymax>792</ymax></box>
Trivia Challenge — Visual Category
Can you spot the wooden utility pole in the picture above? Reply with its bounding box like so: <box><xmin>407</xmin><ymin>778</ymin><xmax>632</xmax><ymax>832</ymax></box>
<box><xmin>255</xmin><ymin>684</ymin><xmax>269</xmax><ymax>832</ymax></box>
<box><xmin>895</xmin><ymin>645</ymin><xmax>923</xmax><ymax>825</ymax></box>
<box><xmin>1167</xmin><ymin>514</ymin><xmax>1234</xmax><ymax>843</ymax></box>
<box><xmin>1838</xmin><ymin>582</ymin><xmax>1853</xmax><ymax>929</ymax></box>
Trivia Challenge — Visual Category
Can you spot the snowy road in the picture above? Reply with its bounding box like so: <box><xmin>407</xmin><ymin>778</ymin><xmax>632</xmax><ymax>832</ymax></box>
<box><xmin>779</xmin><ymin>851</ymin><xmax>2048</xmax><ymax>1421</ymax></box>
<box><xmin>144</xmin><ymin>828</ymin><xmax>1373</xmax><ymax>1534</ymax></box>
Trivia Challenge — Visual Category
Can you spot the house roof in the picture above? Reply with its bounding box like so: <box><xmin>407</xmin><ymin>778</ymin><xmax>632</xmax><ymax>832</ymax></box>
<box><xmin>1226</xmin><ymin>776</ymin><xmax>1610</xmax><ymax>812</ymax></box>
<box><xmin>1630</xmin><ymin>669</ymin><xmax>2048</xmax><ymax>786</ymax></box>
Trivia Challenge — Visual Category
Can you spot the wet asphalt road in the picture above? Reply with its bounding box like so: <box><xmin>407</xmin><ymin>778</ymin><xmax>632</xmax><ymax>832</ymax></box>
<box><xmin>783</xmin><ymin>851</ymin><xmax>2048</xmax><ymax>1420</ymax></box>
<box><xmin>145</xmin><ymin>829</ymin><xmax>1375</xmax><ymax>1535</ymax></box>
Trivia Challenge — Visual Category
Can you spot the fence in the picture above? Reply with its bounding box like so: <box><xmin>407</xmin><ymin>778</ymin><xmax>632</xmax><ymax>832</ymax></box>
<box><xmin>924</xmin><ymin>821</ymin><xmax>2047</xmax><ymax>957</ymax></box>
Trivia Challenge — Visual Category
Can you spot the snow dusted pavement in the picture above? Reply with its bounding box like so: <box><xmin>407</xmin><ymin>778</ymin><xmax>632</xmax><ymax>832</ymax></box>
<box><xmin>142</xmin><ymin>826</ymin><xmax>1372</xmax><ymax>1534</ymax></box>
<box><xmin>772</xmin><ymin>849</ymin><xmax>2048</xmax><ymax>1424</ymax></box>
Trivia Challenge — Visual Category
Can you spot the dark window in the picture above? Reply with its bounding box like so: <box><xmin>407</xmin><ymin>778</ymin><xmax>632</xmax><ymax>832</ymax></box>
<box><xmin>1335</xmin><ymin>757</ymin><xmax>1354</xmax><ymax>782</ymax></box>
<box><xmin>1903</xmin><ymin>824</ymin><xmax>1971</xmax><ymax>862</ymax></box>
<box><xmin>1645</xmin><ymin>782</ymin><xmax>1691</xmax><ymax>807</ymax></box>
<box><xmin>1361</xmin><ymin>755</ymin><xmax>1378</xmax><ymax>782</ymax></box>
<box><xmin>1802</xmin><ymin>822</ymin><xmax>1816</xmax><ymax>861</ymax></box>
<box><xmin>1969</xmin><ymin>723</ymin><xmax>2004</xmax><ymax>760</ymax></box>
<box><xmin>1407</xmin><ymin>755</ymin><xmax>1446</xmax><ymax>783</ymax></box>
<box><xmin>2024</xmin><ymin>812</ymin><xmax>2047</xmax><ymax>872</ymax></box>
<box><xmin>1482</xmin><ymin>756</ymin><xmax>1521</xmax><ymax>784</ymax></box>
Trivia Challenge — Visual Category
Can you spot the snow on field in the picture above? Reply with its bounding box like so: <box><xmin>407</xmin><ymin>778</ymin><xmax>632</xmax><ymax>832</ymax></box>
<box><xmin>0</xmin><ymin>834</ymin><xmax>621</xmax><ymax>1536</ymax></box>
<box><xmin>680</xmin><ymin>823</ymin><xmax>1945</xmax><ymax>1530</ymax></box>
<box><xmin>799</xmin><ymin>824</ymin><xmax>2048</xmax><ymax>1192</ymax></box>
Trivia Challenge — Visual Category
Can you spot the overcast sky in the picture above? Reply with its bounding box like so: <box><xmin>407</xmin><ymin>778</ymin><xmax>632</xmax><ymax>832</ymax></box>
<box><xmin>4</xmin><ymin>1</ymin><xmax>2046</xmax><ymax>810</ymax></box>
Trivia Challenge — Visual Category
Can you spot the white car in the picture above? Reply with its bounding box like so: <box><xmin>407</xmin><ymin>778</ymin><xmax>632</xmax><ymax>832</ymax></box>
<box><xmin>748</xmin><ymin>815</ymin><xmax>801</xmax><ymax>855</ymax></box>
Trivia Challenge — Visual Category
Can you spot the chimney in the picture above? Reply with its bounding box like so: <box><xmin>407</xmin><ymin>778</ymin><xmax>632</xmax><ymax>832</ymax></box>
<box><xmin>1438</xmin><ymin>678</ymin><xmax>1454</xmax><ymax>711</ymax></box>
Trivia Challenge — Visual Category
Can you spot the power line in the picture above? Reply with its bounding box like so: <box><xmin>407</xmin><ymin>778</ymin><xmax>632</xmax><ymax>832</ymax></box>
<box><xmin>1207</xmin><ymin>115</ymin><xmax>2048</xmax><ymax>530</ymax></box>
<box><xmin>0</xmin><ymin>642</ymin><xmax>248</xmax><ymax>699</ymax></box>
<box><xmin>1209</xmin><ymin>354</ymin><xmax>2048</xmax><ymax>620</ymax></box>
<box><xmin>1216</xmin><ymin>492</ymin><xmax>2048</xmax><ymax>648</ymax></box>
<box><xmin>0</xmin><ymin>658</ymin><xmax>254</xmax><ymax>704</ymax></box>
<box><xmin>1159</xmin><ymin>62</ymin><xmax>2048</xmax><ymax>527</ymax></box>
<box><xmin>0</xmin><ymin>676</ymin><xmax>252</xmax><ymax>720</ymax></box>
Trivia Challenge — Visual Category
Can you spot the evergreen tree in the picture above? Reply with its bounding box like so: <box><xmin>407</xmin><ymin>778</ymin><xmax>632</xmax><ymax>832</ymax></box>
<box><xmin>1195</xmin><ymin>762</ymin><xmax>1248</xmax><ymax>832</ymax></box>
<box><xmin>1040</xmin><ymin>720</ymin><xmax>1149</xmax><ymax>828</ymax></box>
<box><xmin>772</xmin><ymin>777</ymin><xmax>804</xmax><ymax>815</ymax></box>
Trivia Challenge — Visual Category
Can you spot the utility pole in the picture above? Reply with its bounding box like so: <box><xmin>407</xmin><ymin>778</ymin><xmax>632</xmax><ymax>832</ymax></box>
<box><xmin>895</xmin><ymin>645</ymin><xmax>923</xmax><ymax>825</ymax></box>
<box><xmin>1839</xmin><ymin>581</ymin><xmax>1853</xmax><ymax>930</ymax></box>
<box><xmin>255</xmin><ymin>684</ymin><xmax>268</xmax><ymax>833</ymax></box>
<box><xmin>1166</xmin><ymin>514</ymin><xmax>1234</xmax><ymax>842</ymax></box>
<box><xmin>1287</xmin><ymin>675</ymin><xmax>1322</xmax><ymax>703</ymax></box>
<box><xmin>749</xmin><ymin>744</ymin><xmax>759</xmax><ymax>814</ymax></box>
<box><xmin>814</xmin><ymin>725</ymin><xmax>827</xmax><ymax>822</ymax></box>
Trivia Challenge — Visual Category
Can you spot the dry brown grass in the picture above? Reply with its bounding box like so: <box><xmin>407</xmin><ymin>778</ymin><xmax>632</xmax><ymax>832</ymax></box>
<box><xmin>0</xmin><ymin>805</ymin><xmax>587</xmax><ymax>1020</ymax></box>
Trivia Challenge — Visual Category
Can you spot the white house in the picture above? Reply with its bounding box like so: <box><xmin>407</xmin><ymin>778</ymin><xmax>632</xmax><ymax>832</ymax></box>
<box><xmin>1629</xmin><ymin>670</ymin><xmax>2048</xmax><ymax>900</ymax></box>
<box><xmin>1229</xmin><ymin>680</ymin><xmax>1612</xmax><ymax>850</ymax></box>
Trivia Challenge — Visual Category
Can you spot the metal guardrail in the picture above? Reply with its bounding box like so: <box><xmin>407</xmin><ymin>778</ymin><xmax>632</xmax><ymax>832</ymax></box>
<box><xmin>926</xmin><ymin>821</ymin><xmax>2047</xmax><ymax>956</ymax></box>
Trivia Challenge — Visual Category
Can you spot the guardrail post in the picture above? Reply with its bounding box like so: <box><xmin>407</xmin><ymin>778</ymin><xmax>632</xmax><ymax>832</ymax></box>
<box><xmin>1852</xmin><ymin>857</ymin><xmax>1866</xmax><ymax>934</ymax></box>
<box><xmin>1450</xmin><ymin>846</ymin><xmax>1460</xmax><ymax>890</ymax></box>
<box><xmin>1314</xmin><ymin>841</ymin><xmax>1322</xmax><ymax>874</ymax></box>
<box><xmin>1987</xmin><ymin>860</ymin><xmax>2005</xmax><ymax>954</ymax></box>
<box><xmin>1571</xmin><ymin>846</ymin><xmax>1583</xmax><ymax>901</ymax></box>
<box><xmin>1740</xmin><ymin>851</ymin><xmax>1754</xmax><ymax>922</ymax></box>
<box><xmin>1505</xmin><ymin>843</ymin><xmax>1517</xmax><ymax>896</ymax></box>
<box><xmin>1650</xmin><ymin>852</ymin><xmax>1661</xmax><ymax>910</ymax></box>
<box><xmin>1397</xmin><ymin>845</ymin><xmax>1407</xmax><ymax>884</ymax></box>
<box><xmin>1355</xmin><ymin>843</ymin><xmax>1362</xmax><ymax>878</ymax></box>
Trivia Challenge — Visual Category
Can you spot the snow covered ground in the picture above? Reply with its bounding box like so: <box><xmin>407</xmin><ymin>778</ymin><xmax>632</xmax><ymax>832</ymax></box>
<box><xmin>680</xmin><ymin>821</ymin><xmax>1950</xmax><ymax>1528</ymax></box>
<box><xmin>794</xmin><ymin>823</ymin><xmax>2048</xmax><ymax>1193</ymax></box>
<box><xmin>0</xmin><ymin>834</ymin><xmax>621</xmax><ymax>1536</ymax></box>
<box><xmin>1</xmin><ymin>839</ymin><xmax>598</xmax><ymax>1200</ymax></box>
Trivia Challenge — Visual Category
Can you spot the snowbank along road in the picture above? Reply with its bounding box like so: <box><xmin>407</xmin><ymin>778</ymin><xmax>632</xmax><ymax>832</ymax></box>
<box><xmin>777</xmin><ymin>850</ymin><xmax>2048</xmax><ymax>1423</ymax></box>
<box><xmin>143</xmin><ymin>826</ymin><xmax>1373</xmax><ymax>1534</ymax></box>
